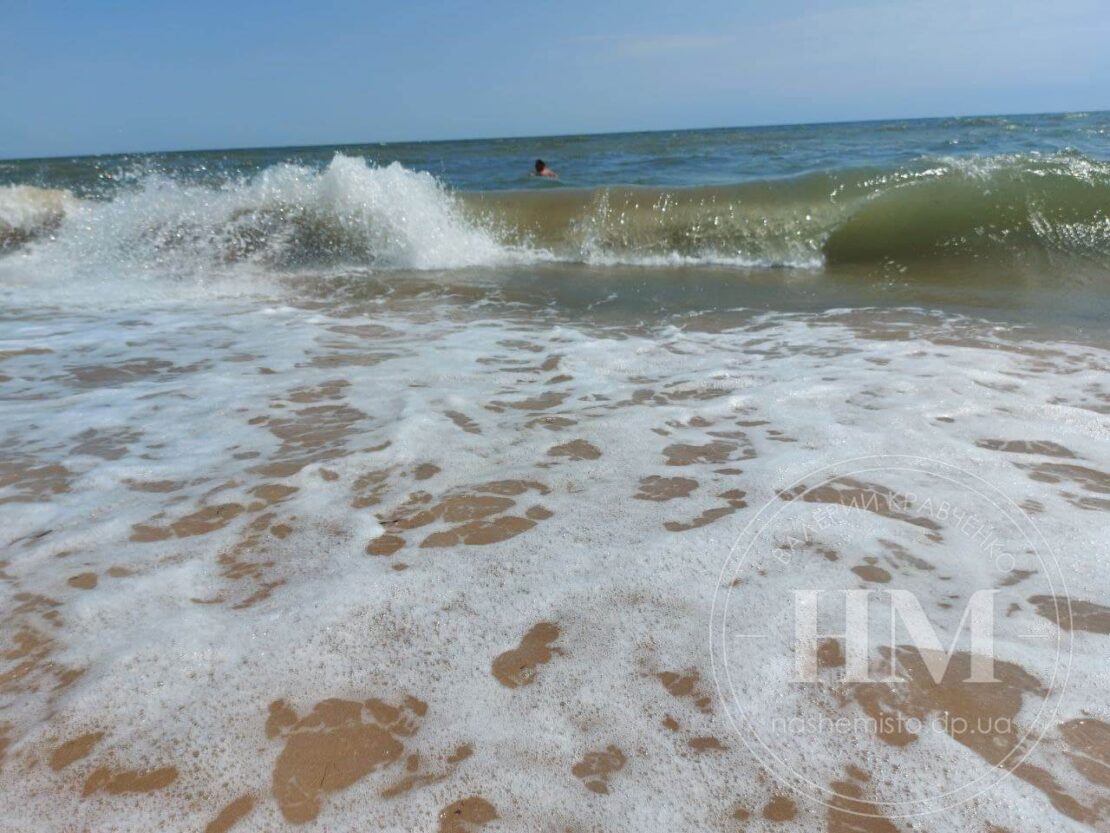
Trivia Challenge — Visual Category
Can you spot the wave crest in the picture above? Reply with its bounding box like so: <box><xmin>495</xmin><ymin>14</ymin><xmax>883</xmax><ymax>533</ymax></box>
<box><xmin>3</xmin><ymin>152</ymin><xmax>1110</xmax><ymax>282</ymax></box>
<box><xmin>0</xmin><ymin>185</ymin><xmax>75</xmax><ymax>250</ymax></box>
<box><xmin>3</xmin><ymin>156</ymin><xmax>521</xmax><ymax>279</ymax></box>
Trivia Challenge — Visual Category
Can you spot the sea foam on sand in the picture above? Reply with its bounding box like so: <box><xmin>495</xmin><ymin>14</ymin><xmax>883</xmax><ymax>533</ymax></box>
<box><xmin>0</xmin><ymin>293</ymin><xmax>1107</xmax><ymax>832</ymax></box>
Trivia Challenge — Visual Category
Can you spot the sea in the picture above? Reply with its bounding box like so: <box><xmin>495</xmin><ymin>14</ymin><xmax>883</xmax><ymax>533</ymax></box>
<box><xmin>0</xmin><ymin>113</ymin><xmax>1107</xmax><ymax>832</ymax></box>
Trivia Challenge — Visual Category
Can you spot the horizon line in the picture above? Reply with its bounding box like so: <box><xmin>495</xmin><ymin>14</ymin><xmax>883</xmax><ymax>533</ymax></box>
<box><xmin>2</xmin><ymin>107</ymin><xmax>1106</xmax><ymax>165</ymax></box>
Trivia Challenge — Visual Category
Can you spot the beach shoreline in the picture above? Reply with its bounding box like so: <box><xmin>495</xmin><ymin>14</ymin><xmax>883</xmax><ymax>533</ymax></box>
<box><xmin>1</xmin><ymin>115</ymin><xmax>1108</xmax><ymax>831</ymax></box>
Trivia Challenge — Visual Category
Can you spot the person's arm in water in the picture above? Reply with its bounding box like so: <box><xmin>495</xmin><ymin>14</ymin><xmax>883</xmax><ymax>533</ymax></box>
<box><xmin>532</xmin><ymin>159</ymin><xmax>558</xmax><ymax>179</ymax></box>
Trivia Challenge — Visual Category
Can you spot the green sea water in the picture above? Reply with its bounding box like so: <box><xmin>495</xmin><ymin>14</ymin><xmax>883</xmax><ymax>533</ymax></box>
<box><xmin>2</xmin><ymin>111</ymin><xmax>1109</xmax><ymax>325</ymax></box>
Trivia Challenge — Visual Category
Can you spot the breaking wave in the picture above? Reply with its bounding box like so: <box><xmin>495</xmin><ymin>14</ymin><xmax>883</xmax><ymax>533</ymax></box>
<box><xmin>2</xmin><ymin>151</ymin><xmax>1110</xmax><ymax>281</ymax></box>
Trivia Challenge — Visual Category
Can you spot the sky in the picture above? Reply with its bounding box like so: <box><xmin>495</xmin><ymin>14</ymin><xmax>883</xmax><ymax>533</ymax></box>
<box><xmin>1</xmin><ymin>0</ymin><xmax>1108</xmax><ymax>159</ymax></box>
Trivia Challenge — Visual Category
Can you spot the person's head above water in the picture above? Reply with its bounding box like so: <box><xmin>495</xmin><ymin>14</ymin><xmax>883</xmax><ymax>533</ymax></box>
<box><xmin>533</xmin><ymin>159</ymin><xmax>558</xmax><ymax>178</ymax></box>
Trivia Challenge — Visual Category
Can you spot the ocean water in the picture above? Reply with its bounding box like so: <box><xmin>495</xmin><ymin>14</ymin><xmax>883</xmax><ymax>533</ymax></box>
<box><xmin>0</xmin><ymin>114</ymin><xmax>1108</xmax><ymax>832</ymax></box>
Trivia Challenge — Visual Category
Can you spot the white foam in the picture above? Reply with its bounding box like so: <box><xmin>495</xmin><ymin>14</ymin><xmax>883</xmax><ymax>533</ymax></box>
<box><xmin>0</xmin><ymin>300</ymin><xmax>1106</xmax><ymax>832</ymax></box>
<box><xmin>0</xmin><ymin>156</ymin><xmax>532</xmax><ymax>306</ymax></box>
<box><xmin>0</xmin><ymin>185</ymin><xmax>77</xmax><ymax>233</ymax></box>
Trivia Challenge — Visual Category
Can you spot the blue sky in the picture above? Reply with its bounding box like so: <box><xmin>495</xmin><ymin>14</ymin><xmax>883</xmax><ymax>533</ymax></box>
<box><xmin>1</xmin><ymin>0</ymin><xmax>1107</xmax><ymax>158</ymax></box>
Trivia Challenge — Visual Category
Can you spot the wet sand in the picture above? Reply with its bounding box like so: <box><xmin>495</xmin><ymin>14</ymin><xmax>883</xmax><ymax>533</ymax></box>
<box><xmin>0</xmin><ymin>281</ymin><xmax>1107</xmax><ymax>832</ymax></box>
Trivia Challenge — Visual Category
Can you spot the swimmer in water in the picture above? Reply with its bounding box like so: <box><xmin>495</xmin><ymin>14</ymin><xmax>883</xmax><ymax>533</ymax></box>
<box><xmin>533</xmin><ymin>159</ymin><xmax>558</xmax><ymax>179</ymax></box>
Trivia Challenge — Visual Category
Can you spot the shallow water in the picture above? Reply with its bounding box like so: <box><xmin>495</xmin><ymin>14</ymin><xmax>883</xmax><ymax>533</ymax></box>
<box><xmin>0</xmin><ymin>116</ymin><xmax>1108</xmax><ymax>832</ymax></box>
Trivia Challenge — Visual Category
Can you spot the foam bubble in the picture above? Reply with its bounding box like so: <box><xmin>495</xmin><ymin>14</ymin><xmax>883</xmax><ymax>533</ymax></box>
<box><xmin>0</xmin><ymin>294</ymin><xmax>1107</xmax><ymax>831</ymax></box>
